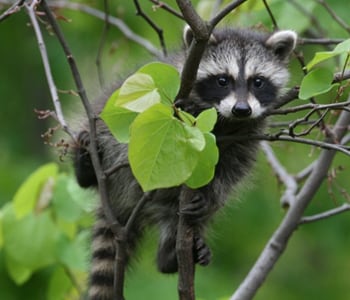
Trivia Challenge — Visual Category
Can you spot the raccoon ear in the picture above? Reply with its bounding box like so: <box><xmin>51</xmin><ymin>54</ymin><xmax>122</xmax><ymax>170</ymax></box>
<box><xmin>266</xmin><ymin>30</ymin><xmax>297</xmax><ymax>60</ymax></box>
<box><xmin>183</xmin><ymin>25</ymin><xmax>217</xmax><ymax>49</ymax></box>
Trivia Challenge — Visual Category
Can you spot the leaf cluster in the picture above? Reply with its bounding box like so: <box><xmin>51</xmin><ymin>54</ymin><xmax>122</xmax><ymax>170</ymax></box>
<box><xmin>299</xmin><ymin>39</ymin><xmax>350</xmax><ymax>99</ymax></box>
<box><xmin>0</xmin><ymin>163</ymin><xmax>95</xmax><ymax>299</ymax></box>
<box><xmin>101</xmin><ymin>62</ymin><xmax>219</xmax><ymax>191</ymax></box>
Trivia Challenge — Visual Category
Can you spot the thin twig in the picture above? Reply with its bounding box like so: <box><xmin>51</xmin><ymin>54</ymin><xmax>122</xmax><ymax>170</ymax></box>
<box><xmin>299</xmin><ymin>203</ymin><xmax>350</xmax><ymax>224</ymax></box>
<box><xmin>113</xmin><ymin>190</ymin><xmax>155</xmax><ymax>300</ymax></box>
<box><xmin>299</xmin><ymin>37</ymin><xmax>344</xmax><ymax>45</ymax></box>
<box><xmin>25</xmin><ymin>0</ymin><xmax>76</xmax><ymax>140</ymax></box>
<box><xmin>218</xmin><ymin>134</ymin><xmax>350</xmax><ymax>156</ymax></box>
<box><xmin>149</xmin><ymin>0</ymin><xmax>184</xmax><ymax>20</ymax></box>
<box><xmin>262</xmin><ymin>0</ymin><xmax>278</xmax><ymax>30</ymax></box>
<box><xmin>318</xmin><ymin>0</ymin><xmax>350</xmax><ymax>34</ymax></box>
<box><xmin>261</xmin><ymin>142</ymin><xmax>297</xmax><ymax>208</ymax></box>
<box><xmin>0</xmin><ymin>0</ymin><xmax>25</xmax><ymax>22</ymax></box>
<box><xmin>133</xmin><ymin>0</ymin><xmax>167</xmax><ymax>56</ymax></box>
<box><xmin>288</xmin><ymin>109</ymin><xmax>329</xmax><ymax>138</ymax></box>
<box><xmin>125</xmin><ymin>192</ymin><xmax>154</xmax><ymax>235</ymax></box>
<box><xmin>270</xmin><ymin>100</ymin><xmax>350</xmax><ymax>116</ymax></box>
<box><xmin>289</xmin><ymin>0</ymin><xmax>326</xmax><ymax>37</ymax></box>
<box><xmin>210</xmin><ymin>0</ymin><xmax>248</xmax><ymax>28</ymax></box>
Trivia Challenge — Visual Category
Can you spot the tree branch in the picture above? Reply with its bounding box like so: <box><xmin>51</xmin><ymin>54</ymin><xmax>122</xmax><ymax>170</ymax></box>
<box><xmin>260</xmin><ymin>142</ymin><xmax>297</xmax><ymax>208</ymax></box>
<box><xmin>176</xmin><ymin>187</ymin><xmax>197</xmax><ymax>300</ymax></box>
<box><xmin>299</xmin><ymin>37</ymin><xmax>344</xmax><ymax>45</ymax></box>
<box><xmin>270</xmin><ymin>100</ymin><xmax>350</xmax><ymax>116</ymax></box>
<box><xmin>218</xmin><ymin>133</ymin><xmax>350</xmax><ymax>156</ymax></box>
<box><xmin>299</xmin><ymin>203</ymin><xmax>350</xmax><ymax>224</ymax></box>
<box><xmin>231</xmin><ymin>108</ymin><xmax>350</xmax><ymax>300</ymax></box>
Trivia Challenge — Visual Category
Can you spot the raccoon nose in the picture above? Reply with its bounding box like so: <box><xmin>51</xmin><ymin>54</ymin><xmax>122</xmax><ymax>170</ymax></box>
<box><xmin>232</xmin><ymin>102</ymin><xmax>252</xmax><ymax>117</ymax></box>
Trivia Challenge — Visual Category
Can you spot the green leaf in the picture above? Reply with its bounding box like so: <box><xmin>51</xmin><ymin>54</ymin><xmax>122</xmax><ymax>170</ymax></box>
<box><xmin>5</xmin><ymin>255</ymin><xmax>32</xmax><ymax>285</ymax></box>
<box><xmin>101</xmin><ymin>62</ymin><xmax>180</xmax><ymax>145</ymax></box>
<box><xmin>306</xmin><ymin>39</ymin><xmax>350</xmax><ymax>70</ymax></box>
<box><xmin>116</xmin><ymin>73</ymin><xmax>161</xmax><ymax>112</ymax></box>
<box><xmin>178</xmin><ymin>109</ymin><xmax>196</xmax><ymax>126</ymax></box>
<box><xmin>138</xmin><ymin>62</ymin><xmax>180</xmax><ymax>103</ymax></box>
<box><xmin>2</xmin><ymin>206</ymin><xmax>60</xmax><ymax>274</ymax></box>
<box><xmin>299</xmin><ymin>68</ymin><xmax>339</xmax><ymax>100</ymax></box>
<box><xmin>52</xmin><ymin>175</ymin><xmax>83</xmax><ymax>222</ymax></box>
<box><xmin>56</xmin><ymin>230</ymin><xmax>89</xmax><ymax>271</ymax></box>
<box><xmin>0</xmin><ymin>211</ymin><xmax>3</xmax><ymax>249</ymax></box>
<box><xmin>129</xmin><ymin>104</ymin><xmax>203</xmax><ymax>191</ymax></box>
<box><xmin>47</xmin><ymin>267</ymin><xmax>73</xmax><ymax>300</ymax></box>
<box><xmin>13</xmin><ymin>163</ymin><xmax>58</xmax><ymax>219</ymax></box>
<box><xmin>66</xmin><ymin>175</ymin><xmax>97</xmax><ymax>213</ymax></box>
<box><xmin>186</xmin><ymin>133</ymin><xmax>219</xmax><ymax>188</ymax></box>
<box><xmin>100</xmin><ymin>104</ymin><xmax>138</xmax><ymax>143</ymax></box>
<box><xmin>195</xmin><ymin>108</ymin><xmax>218</xmax><ymax>132</ymax></box>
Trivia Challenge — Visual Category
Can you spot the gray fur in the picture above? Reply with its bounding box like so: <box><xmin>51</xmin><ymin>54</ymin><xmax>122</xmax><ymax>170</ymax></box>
<box><xmin>73</xmin><ymin>27</ymin><xmax>297</xmax><ymax>300</ymax></box>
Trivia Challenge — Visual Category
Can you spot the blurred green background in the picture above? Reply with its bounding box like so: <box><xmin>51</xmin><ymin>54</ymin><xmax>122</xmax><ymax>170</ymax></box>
<box><xmin>0</xmin><ymin>0</ymin><xmax>349</xmax><ymax>299</ymax></box>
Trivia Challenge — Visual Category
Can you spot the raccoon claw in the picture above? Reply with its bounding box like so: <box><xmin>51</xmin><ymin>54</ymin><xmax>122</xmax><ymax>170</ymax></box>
<box><xmin>194</xmin><ymin>235</ymin><xmax>211</xmax><ymax>266</ymax></box>
<box><xmin>180</xmin><ymin>194</ymin><xmax>209</xmax><ymax>222</ymax></box>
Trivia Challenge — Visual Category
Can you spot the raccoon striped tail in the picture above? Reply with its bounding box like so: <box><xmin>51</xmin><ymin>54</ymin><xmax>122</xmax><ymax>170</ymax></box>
<box><xmin>88</xmin><ymin>209</ymin><xmax>116</xmax><ymax>300</ymax></box>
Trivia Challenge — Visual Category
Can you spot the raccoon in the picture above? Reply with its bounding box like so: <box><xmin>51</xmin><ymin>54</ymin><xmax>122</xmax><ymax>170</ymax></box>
<box><xmin>73</xmin><ymin>27</ymin><xmax>297</xmax><ymax>299</ymax></box>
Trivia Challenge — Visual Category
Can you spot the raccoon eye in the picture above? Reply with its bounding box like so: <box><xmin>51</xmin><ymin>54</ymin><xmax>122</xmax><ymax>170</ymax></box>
<box><xmin>217</xmin><ymin>75</ymin><xmax>229</xmax><ymax>87</ymax></box>
<box><xmin>252</xmin><ymin>77</ymin><xmax>265</xmax><ymax>89</ymax></box>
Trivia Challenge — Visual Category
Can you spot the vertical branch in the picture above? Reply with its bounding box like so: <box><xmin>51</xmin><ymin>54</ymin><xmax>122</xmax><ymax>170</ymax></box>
<box><xmin>176</xmin><ymin>187</ymin><xmax>196</xmax><ymax>300</ymax></box>
<box><xmin>174</xmin><ymin>1</ymin><xmax>249</xmax><ymax>299</ymax></box>
<box><xmin>114</xmin><ymin>229</ymin><xmax>127</xmax><ymax>300</ymax></box>
<box><xmin>113</xmin><ymin>191</ymin><xmax>153</xmax><ymax>299</ymax></box>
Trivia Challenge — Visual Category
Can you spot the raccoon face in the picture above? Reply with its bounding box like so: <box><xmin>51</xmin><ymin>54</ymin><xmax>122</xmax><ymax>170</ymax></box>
<box><xmin>188</xmin><ymin>28</ymin><xmax>297</xmax><ymax>119</ymax></box>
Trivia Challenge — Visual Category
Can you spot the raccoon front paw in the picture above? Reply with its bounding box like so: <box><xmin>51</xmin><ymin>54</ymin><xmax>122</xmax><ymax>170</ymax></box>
<box><xmin>194</xmin><ymin>235</ymin><xmax>211</xmax><ymax>267</ymax></box>
<box><xmin>74</xmin><ymin>130</ymin><xmax>98</xmax><ymax>188</ymax></box>
<box><xmin>77</xmin><ymin>130</ymin><xmax>90</xmax><ymax>148</ymax></box>
<box><xmin>179</xmin><ymin>193</ymin><xmax>210</xmax><ymax>223</ymax></box>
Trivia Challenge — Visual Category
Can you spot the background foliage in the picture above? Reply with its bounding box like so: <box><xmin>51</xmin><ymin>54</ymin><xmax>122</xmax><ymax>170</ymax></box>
<box><xmin>0</xmin><ymin>0</ymin><xmax>349</xmax><ymax>299</ymax></box>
